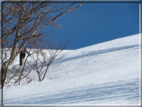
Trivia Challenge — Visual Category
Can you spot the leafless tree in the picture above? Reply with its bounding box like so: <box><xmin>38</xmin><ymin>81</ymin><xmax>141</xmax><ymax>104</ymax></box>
<box><xmin>1</xmin><ymin>1</ymin><xmax>85</xmax><ymax>87</ymax></box>
<box><xmin>5</xmin><ymin>35</ymin><xmax>70</xmax><ymax>85</ymax></box>
<box><xmin>30</xmin><ymin>36</ymin><xmax>70</xmax><ymax>82</ymax></box>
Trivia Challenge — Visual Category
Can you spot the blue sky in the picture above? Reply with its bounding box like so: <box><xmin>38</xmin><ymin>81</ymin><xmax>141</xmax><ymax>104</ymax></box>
<box><xmin>48</xmin><ymin>3</ymin><xmax>139</xmax><ymax>49</ymax></box>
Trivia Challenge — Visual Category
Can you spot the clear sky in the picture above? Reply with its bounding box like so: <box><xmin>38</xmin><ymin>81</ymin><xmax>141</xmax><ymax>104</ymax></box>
<box><xmin>47</xmin><ymin>3</ymin><xmax>139</xmax><ymax>49</ymax></box>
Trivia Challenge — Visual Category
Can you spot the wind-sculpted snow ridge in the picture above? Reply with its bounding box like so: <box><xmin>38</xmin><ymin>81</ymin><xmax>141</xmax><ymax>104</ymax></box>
<box><xmin>3</xmin><ymin>34</ymin><xmax>141</xmax><ymax>106</ymax></box>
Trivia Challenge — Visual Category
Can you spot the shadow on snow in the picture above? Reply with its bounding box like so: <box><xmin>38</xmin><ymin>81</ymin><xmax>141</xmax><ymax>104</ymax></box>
<box><xmin>5</xmin><ymin>78</ymin><xmax>139</xmax><ymax>104</ymax></box>
<box><xmin>53</xmin><ymin>44</ymin><xmax>139</xmax><ymax>64</ymax></box>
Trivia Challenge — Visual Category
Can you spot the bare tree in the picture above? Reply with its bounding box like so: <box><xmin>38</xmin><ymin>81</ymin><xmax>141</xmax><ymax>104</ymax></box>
<box><xmin>4</xmin><ymin>35</ymin><xmax>70</xmax><ymax>86</ymax></box>
<box><xmin>1</xmin><ymin>1</ymin><xmax>85</xmax><ymax>87</ymax></box>
<box><xmin>30</xmin><ymin>37</ymin><xmax>70</xmax><ymax>82</ymax></box>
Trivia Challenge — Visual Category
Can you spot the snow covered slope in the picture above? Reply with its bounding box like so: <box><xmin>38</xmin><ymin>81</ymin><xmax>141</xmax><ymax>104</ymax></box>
<box><xmin>3</xmin><ymin>34</ymin><xmax>141</xmax><ymax>106</ymax></box>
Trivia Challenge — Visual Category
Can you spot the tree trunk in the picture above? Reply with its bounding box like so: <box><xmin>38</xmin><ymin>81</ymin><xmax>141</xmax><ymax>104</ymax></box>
<box><xmin>2</xmin><ymin>41</ymin><xmax>19</xmax><ymax>87</ymax></box>
<box><xmin>2</xmin><ymin>61</ymin><xmax>9</xmax><ymax>87</ymax></box>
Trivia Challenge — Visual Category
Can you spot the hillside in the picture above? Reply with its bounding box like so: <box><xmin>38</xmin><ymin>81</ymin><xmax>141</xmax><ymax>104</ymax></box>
<box><xmin>3</xmin><ymin>34</ymin><xmax>141</xmax><ymax>106</ymax></box>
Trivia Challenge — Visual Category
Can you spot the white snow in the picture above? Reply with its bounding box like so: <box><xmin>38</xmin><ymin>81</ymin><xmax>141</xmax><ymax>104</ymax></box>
<box><xmin>3</xmin><ymin>34</ymin><xmax>141</xmax><ymax>106</ymax></box>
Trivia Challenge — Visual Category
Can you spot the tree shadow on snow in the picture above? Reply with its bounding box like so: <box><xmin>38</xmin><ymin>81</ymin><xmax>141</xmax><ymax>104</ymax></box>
<box><xmin>4</xmin><ymin>78</ymin><xmax>140</xmax><ymax>105</ymax></box>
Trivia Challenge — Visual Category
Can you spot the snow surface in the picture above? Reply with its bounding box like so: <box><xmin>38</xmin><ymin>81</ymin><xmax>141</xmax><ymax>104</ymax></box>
<box><xmin>3</xmin><ymin>34</ymin><xmax>141</xmax><ymax>106</ymax></box>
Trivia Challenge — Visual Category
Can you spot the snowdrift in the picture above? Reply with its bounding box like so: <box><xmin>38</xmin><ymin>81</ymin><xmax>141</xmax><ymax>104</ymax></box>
<box><xmin>3</xmin><ymin>34</ymin><xmax>141</xmax><ymax>106</ymax></box>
